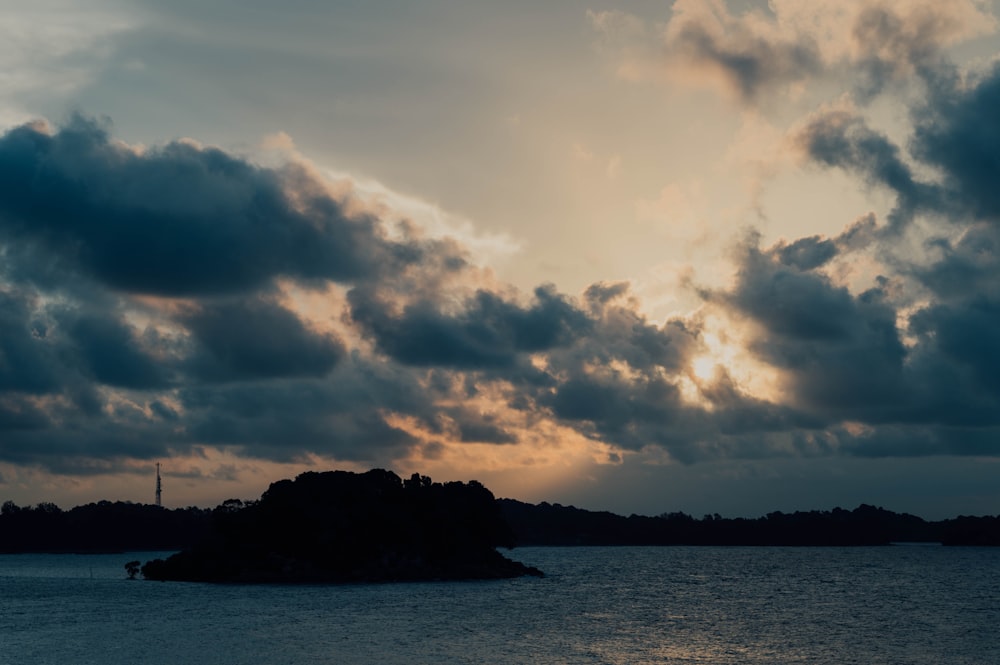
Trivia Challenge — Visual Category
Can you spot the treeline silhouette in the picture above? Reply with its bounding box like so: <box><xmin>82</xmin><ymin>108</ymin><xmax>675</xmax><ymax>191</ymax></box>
<box><xmin>0</xmin><ymin>499</ymin><xmax>209</xmax><ymax>553</ymax></box>
<box><xmin>141</xmin><ymin>470</ymin><xmax>542</xmax><ymax>582</ymax></box>
<box><xmin>499</xmin><ymin>500</ymin><xmax>1000</xmax><ymax>546</ymax></box>
<box><xmin>3</xmin><ymin>482</ymin><xmax>999</xmax><ymax>558</ymax></box>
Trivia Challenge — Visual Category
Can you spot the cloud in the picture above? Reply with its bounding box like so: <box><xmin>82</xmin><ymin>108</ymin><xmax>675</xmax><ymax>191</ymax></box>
<box><xmin>0</xmin><ymin>110</ymin><xmax>551</xmax><ymax>470</ymax></box>
<box><xmin>712</xmin><ymin>236</ymin><xmax>909</xmax><ymax>416</ymax></box>
<box><xmin>793</xmin><ymin>61</ymin><xmax>1000</xmax><ymax>238</ymax></box>
<box><xmin>911</xmin><ymin>61</ymin><xmax>1000</xmax><ymax>222</ymax></box>
<box><xmin>0</xmin><ymin>115</ymin><xmax>461</xmax><ymax>469</ymax></box>
<box><xmin>349</xmin><ymin>284</ymin><xmax>589</xmax><ymax>371</ymax></box>
<box><xmin>4</xmin><ymin>100</ymin><xmax>1000</xmax><ymax>480</ymax></box>
<box><xmin>794</xmin><ymin>107</ymin><xmax>945</xmax><ymax>234</ymax></box>
<box><xmin>0</xmin><ymin>288</ymin><xmax>60</xmax><ymax>394</ymax></box>
<box><xmin>910</xmin><ymin>297</ymin><xmax>1000</xmax><ymax>396</ymax></box>
<box><xmin>0</xmin><ymin>115</ymin><xmax>451</xmax><ymax>297</ymax></box>
<box><xmin>844</xmin><ymin>0</ymin><xmax>993</xmax><ymax>98</ymax></box>
<box><xmin>912</xmin><ymin>223</ymin><xmax>1000</xmax><ymax>299</ymax></box>
<box><xmin>684</xmin><ymin>51</ymin><xmax>1000</xmax><ymax>453</ymax></box>
<box><xmin>60</xmin><ymin>311</ymin><xmax>169</xmax><ymax>389</ymax></box>
<box><xmin>695</xmin><ymin>208</ymin><xmax>1000</xmax><ymax>457</ymax></box>
<box><xmin>663</xmin><ymin>0</ymin><xmax>823</xmax><ymax>103</ymax></box>
<box><xmin>177</xmin><ymin>370</ymin><xmax>425</xmax><ymax>463</ymax></box>
<box><xmin>594</xmin><ymin>0</ymin><xmax>997</xmax><ymax>104</ymax></box>
<box><xmin>773</xmin><ymin>235</ymin><xmax>839</xmax><ymax>271</ymax></box>
<box><xmin>181</xmin><ymin>298</ymin><xmax>345</xmax><ymax>382</ymax></box>
<box><xmin>527</xmin><ymin>285</ymin><xmax>718</xmax><ymax>459</ymax></box>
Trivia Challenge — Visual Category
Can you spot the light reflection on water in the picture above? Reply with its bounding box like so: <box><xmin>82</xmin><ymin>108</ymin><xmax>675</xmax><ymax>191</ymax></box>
<box><xmin>2</xmin><ymin>546</ymin><xmax>999</xmax><ymax>664</ymax></box>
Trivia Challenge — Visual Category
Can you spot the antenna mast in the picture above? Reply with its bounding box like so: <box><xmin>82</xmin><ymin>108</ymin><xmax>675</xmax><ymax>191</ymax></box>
<box><xmin>155</xmin><ymin>463</ymin><xmax>162</xmax><ymax>507</ymax></box>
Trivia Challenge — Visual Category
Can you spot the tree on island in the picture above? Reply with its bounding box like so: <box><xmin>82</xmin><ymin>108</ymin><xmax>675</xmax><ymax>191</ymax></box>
<box><xmin>125</xmin><ymin>560</ymin><xmax>141</xmax><ymax>579</ymax></box>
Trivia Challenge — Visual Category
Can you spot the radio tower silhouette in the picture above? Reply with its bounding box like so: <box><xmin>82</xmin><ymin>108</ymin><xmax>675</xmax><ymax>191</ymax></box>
<box><xmin>155</xmin><ymin>463</ymin><xmax>162</xmax><ymax>507</ymax></box>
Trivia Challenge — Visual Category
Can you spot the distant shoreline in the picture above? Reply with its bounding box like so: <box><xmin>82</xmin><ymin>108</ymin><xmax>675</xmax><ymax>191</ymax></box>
<box><xmin>3</xmin><ymin>490</ymin><xmax>998</xmax><ymax>556</ymax></box>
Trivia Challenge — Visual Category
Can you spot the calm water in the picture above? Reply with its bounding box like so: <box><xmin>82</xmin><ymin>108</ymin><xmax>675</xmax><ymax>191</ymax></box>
<box><xmin>2</xmin><ymin>546</ymin><xmax>998</xmax><ymax>664</ymax></box>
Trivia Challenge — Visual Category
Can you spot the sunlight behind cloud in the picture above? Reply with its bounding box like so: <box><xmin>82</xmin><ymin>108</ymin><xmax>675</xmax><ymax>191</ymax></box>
<box><xmin>691</xmin><ymin>311</ymin><xmax>790</xmax><ymax>406</ymax></box>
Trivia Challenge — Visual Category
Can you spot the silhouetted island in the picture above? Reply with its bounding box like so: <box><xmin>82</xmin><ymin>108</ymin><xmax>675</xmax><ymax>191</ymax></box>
<box><xmin>141</xmin><ymin>469</ymin><xmax>542</xmax><ymax>583</ymax></box>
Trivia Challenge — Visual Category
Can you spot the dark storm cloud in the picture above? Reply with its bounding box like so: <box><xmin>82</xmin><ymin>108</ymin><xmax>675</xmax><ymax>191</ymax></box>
<box><xmin>1</xmin><ymin>353</ymin><xmax>433</xmax><ymax>469</ymax></box>
<box><xmin>6</xmin><ymin>86</ymin><xmax>1000</xmax><ymax>476</ymax></box>
<box><xmin>886</xmin><ymin>335</ymin><xmax>1000</xmax><ymax>432</ymax></box>
<box><xmin>908</xmin><ymin>297</ymin><xmax>1000</xmax><ymax>399</ymax></box>
<box><xmin>837</xmin><ymin>423</ymin><xmax>1000</xmax><ymax>459</ymax></box>
<box><xmin>766</xmin><ymin>215</ymin><xmax>876</xmax><ymax>273</ymax></box>
<box><xmin>546</xmin><ymin>371</ymin><xmax>679</xmax><ymax>437</ymax></box>
<box><xmin>724</xmin><ymin>242</ymin><xmax>860</xmax><ymax>341</ymax></box>
<box><xmin>718</xmin><ymin>238</ymin><xmax>909</xmax><ymax>416</ymax></box>
<box><xmin>911</xmin><ymin>62</ymin><xmax>1000</xmax><ymax>222</ymax></box>
<box><xmin>578</xmin><ymin>283</ymin><xmax>695</xmax><ymax>372</ymax></box>
<box><xmin>798</xmin><ymin>112</ymin><xmax>909</xmax><ymax>187</ymax></box>
<box><xmin>0</xmin><ymin>395</ymin><xmax>50</xmax><ymax>433</ymax></box>
<box><xmin>349</xmin><ymin>284</ymin><xmax>589</xmax><ymax>370</ymax></box>
<box><xmin>871</xmin><ymin>63</ymin><xmax>1000</xmax><ymax>425</ymax></box>
<box><xmin>0</xmin><ymin>288</ymin><xmax>59</xmax><ymax>394</ymax></box>
<box><xmin>796</xmin><ymin>110</ymin><xmax>937</xmax><ymax>232</ymax></box>
<box><xmin>530</xmin><ymin>286</ymin><xmax>718</xmax><ymax>458</ymax></box>
<box><xmin>698</xmin><ymin>215</ymin><xmax>1000</xmax><ymax>459</ymax></box>
<box><xmin>149</xmin><ymin>400</ymin><xmax>179</xmax><ymax>422</ymax></box>
<box><xmin>774</xmin><ymin>235</ymin><xmax>839</xmax><ymax>271</ymax></box>
<box><xmin>176</xmin><ymin>356</ymin><xmax>432</xmax><ymax>462</ymax></box>
<box><xmin>61</xmin><ymin>312</ymin><xmax>168</xmax><ymax>389</ymax></box>
<box><xmin>798</xmin><ymin>60</ymin><xmax>1000</xmax><ymax>232</ymax></box>
<box><xmin>348</xmin><ymin>272</ymin><xmax>721</xmax><ymax>458</ymax></box>
<box><xmin>786</xmin><ymin>56</ymin><xmax>1000</xmax><ymax>442</ymax></box>
<box><xmin>0</xmin><ymin>283</ymin><xmax>170</xmax><ymax>404</ymax></box>
<box><xmin>0</xmin><ymin>115</ymin><xmax>438</xmax><ymax>296</ymax></box>
<box><xmin>0</xmin><ymin>428</ymin><xmax>176</xmax><ymax>473</ymax></box>
<box><xmin>539</xmin><ymin>359</ymin><xmax>810</xmax><ymax>463</ymax></box>
<box><xmin>444</xmin><ymin>407</ymin><xmax>518</xmax><ymax>445</ymax></box>
<box><xmin>913</xmin><ymin>224</ymin><xmax>1000</xmax><ymax>301</ymax></box>
<box><xmin>514</xmin><ymin>282</ymin><xmax>825</xmax><ymax>464</ymax></box>
<box><xmin>181</xmin><ymin>298</ymin><xmax>345</xmax><ymax>382</ymax></box>
<box><xmin>0</xmin><ymin>114</ymin><xmax>465</xmax><ymax>470</ymax></box>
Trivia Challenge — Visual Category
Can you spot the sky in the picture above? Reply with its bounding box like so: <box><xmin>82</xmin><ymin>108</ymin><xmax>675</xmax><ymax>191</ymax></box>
<box><xmin>2</xmin><ymin>0</ymin><xmax>1000</xmax><ymax>519</ymax></box>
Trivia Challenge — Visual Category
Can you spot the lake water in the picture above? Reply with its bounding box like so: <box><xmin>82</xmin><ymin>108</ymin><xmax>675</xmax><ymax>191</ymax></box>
<box><xmin>2</xmin><ymin>546</ymin><xmax>998</xmax><ymax>664</ymax></box>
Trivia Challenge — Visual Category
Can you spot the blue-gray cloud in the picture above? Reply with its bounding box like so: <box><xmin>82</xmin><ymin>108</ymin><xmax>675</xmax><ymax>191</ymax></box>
<box><xmin>0</xmin><ymin>115</ymin><xmax>443</xmax><ymax>296</ymax></box>
<box><xmin>349</xmin><ymin>284</ymin><xmax>589</xmax><ymax>371</ymax></box>
<box><xmin>5</xmin><ymin>70</ymin><xmax>1000</xmax><ymax>477</ymax></box>
<box><xmin>181</xmin><ymin>298</ymin><xmax>345</xmax><ymax>382</ymax></box>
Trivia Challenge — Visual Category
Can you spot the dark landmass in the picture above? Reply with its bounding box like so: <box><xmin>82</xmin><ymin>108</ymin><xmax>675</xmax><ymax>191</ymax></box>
<box><xmin>3</xmin><ymin>475</ymin><xmax>999</xmax><ymax>571</ymax></box>
<box><xmin>0</xmin><ymin>499</ymin><xmax>209</xmax><ymax>553</ymax></box>
<box><xmin>141</xmin><ymin>470</ymin><xmax>542</xmax><ymax>583</ymax></box>
<box><xmin>499</xmin><ymin>500</ymin><xmax>1000</xmax><ymax>546</ymax></box>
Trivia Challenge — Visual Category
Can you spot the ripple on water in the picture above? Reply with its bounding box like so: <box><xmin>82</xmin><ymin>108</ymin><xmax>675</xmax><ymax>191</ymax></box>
<box><xmin>2</xmin><ymin>546</ymin><xmax>999</xmax><ymax>664</ymax></box>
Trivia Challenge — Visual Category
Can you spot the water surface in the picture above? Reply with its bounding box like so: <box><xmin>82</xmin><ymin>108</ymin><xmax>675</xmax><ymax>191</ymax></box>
<box><xmin>2</xmin><ymin>546</ymin><xmax>998</xmax><ymax>664</ymax></box>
